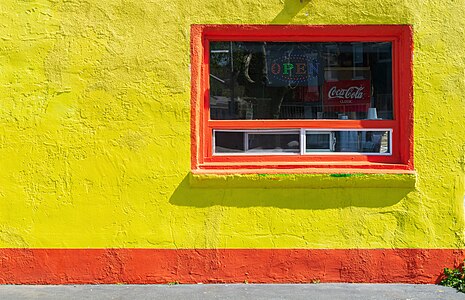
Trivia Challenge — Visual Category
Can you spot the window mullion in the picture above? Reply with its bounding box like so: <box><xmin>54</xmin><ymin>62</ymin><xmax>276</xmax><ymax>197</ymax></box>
<box><xmin>300</xmin><ymin>128</ymin><xmax>305</xmax><ymax>155</ymax></box>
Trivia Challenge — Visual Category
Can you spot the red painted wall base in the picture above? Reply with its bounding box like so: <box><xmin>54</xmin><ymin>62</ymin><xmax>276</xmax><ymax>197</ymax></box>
<box><xmin>0</xmin><ymin>249</ymin><xmax>463</xmax><ymax>284</ymax></box>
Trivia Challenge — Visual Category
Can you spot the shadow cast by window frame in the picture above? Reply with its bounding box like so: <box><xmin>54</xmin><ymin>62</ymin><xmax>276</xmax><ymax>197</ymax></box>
<box><xmin>169</xmin><ymin>173</ymin><xmax>414</xmax><ymax>209</ymax></box>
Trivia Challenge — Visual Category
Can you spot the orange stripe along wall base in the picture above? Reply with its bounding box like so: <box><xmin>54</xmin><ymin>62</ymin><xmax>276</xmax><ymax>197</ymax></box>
<box><xmin>0</xmin><ymin>0</ymin><xmax>464</xmax><ymax>284</ymax></box>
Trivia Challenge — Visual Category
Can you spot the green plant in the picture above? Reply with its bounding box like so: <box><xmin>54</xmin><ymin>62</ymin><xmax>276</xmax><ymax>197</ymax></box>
<box><xmin>440</xmin><ymin>260</ymin><xmax>465</xmax><ymax>293</ymax></box>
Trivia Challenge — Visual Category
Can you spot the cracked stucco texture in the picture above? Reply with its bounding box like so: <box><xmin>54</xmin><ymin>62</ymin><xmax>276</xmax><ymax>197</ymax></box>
<box><xmin>0</xmin><ymin>0</ymin><xmax>464</xmax><ymax>249</ymax></box>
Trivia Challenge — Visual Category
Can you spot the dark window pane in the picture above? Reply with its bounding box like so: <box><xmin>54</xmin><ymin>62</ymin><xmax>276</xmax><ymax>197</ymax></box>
<box><xmin>214</xmin><ymin>131</ymin><xmax>245</xmax><ymax>153</ymax></box>
<box><xmin>210</xmin><ymin>42</ymin><xmax>392</xmax><ymax>120</ymax></box>
<box><xmin>305</xmin><ymin>130</ymin><xmax>390</xmax><ymax>154</ymax></box>
<box><xmin>306</xmin><ymin>132</ymin><xmax>333</xmax><ymax>152</ymax></box>
<box><xmin>248</xmin><ymin>133</ymin><xmax>300</xmax><ymax>153</ymax></box>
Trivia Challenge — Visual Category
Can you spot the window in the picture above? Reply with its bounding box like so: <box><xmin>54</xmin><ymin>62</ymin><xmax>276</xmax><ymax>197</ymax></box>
<box><xmin>190</xmin><ymin>25</ymin><xmax>413</xmax><ymax>174</ymax></box>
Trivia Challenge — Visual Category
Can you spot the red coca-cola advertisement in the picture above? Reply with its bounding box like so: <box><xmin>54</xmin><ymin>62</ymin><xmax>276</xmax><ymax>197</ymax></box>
<box><xmin>323</xmin><ymin>80</ymin><xmax>371</xmax><ymax>112</ymax></box>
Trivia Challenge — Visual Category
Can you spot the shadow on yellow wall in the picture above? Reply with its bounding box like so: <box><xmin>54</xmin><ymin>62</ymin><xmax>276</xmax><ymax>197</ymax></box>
<box><xmin>271</xmin><ymin>0</ymin><xmax>311</xmax><ymax>24</ymax></box>
<box><xmin>169</xmin><ymin>175</ymin><xmax>413</xmax><ymax>209</ymax></box>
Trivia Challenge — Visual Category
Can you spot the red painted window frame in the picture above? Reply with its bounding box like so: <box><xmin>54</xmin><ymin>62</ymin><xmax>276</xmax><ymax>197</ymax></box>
<box><xmin>190</xmin><ymin>24</ymin><xmax>414</xmax><ymax>174</ymax></box>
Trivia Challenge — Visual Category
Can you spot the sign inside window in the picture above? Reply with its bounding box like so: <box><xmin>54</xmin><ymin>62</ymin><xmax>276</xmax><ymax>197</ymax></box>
<box><xmin>323</xmin><ymin>80</ymin><xmax>371</xmax><ymax>112</ymax></box>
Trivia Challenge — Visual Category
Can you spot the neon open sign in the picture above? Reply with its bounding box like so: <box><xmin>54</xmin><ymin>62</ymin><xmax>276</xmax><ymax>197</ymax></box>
<box><xmin>268</xmin><ymin>54</ymin><xmax>320</xmax><ymax>86</ymax></box>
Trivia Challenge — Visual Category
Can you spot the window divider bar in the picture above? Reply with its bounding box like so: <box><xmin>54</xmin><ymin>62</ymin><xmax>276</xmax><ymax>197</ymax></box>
<box><xmin>300</xmin><ymin>128</ymin><xmax>305</xmax><ymax>155</ymax></box>
<box><xmin>212</xmin><ymin>129</ymin><xmax>216</xmax><ymax>155</ymax></box>
<box><xmin>389</xmin><ymin>129</ymin><xmax>393</xmax><ymax>156</ymax></box>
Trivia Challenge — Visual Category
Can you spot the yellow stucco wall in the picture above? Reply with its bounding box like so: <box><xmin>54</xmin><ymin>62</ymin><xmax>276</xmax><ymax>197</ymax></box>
<box><xmin>0</xmin><ymin>0</ymin><xmax>464</xmax><ymax>249</ymax></box>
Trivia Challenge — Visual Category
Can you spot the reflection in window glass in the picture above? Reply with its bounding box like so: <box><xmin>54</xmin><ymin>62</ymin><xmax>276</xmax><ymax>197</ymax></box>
<box><xmin>248</xmin><ymin>133</ymin><xmax>300</xmax><ymax>153</ymax></box>
<box><xmin>214</xmin><ymin>131</ymin><xmax>300</xmax><ymax>154</ymax></box>
<box><xmin>214</xmin><ymin>131</ymin><xmax>245</xmax><ymax>153</ymax></box>
<box><xmin>214</xmin><ymin>130</ymin><xmax>390</xmax><ymax>155</ymax></box>
<box><xmin>306</xmin><ymin>132</ymin><xmax>334</xmax><ymax>152</ymax></box>
<box><xmin>305</xmin><ymin>130</ymin><xmax>390</xmax><ymax>154</ymax></box>
<box><xmin>210</xmin><ymin>42</ymin><xmax>392</xmax><ymax>120</ymax></box>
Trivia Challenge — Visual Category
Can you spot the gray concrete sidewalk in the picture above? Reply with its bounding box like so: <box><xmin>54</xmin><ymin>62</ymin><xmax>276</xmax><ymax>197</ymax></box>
<box><xmin>0</xmin><ymin>284</ymin><xmax>463</xmax><ymax>300</ymax></box>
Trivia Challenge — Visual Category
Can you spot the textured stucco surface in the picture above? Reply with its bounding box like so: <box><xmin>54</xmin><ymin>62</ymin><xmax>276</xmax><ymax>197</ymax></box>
<box><xmin>0</xmin><ymin>0</ymin><xmax>464</xmax><ymax>251</ymax></box>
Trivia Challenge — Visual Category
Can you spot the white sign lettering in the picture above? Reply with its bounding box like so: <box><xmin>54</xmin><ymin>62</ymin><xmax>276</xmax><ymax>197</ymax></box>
<box><xmin>328</xmin><ymin>86</ymin><xmax>365</xmax><ymax>100</ymax></box>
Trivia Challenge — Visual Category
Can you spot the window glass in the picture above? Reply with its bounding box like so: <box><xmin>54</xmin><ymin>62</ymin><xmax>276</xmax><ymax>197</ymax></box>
<box><xmin>214</xmin><ymin>131</ymin><xmax>245</xmax><ymax>153</ymax></box>
<box><xmin>306</xmin><ymin>132</ymin><xmax>333</xmax><ymax>152</ymax></box>
<box><xmin>248</xmin><ymin>132</ymin><xmax>300</xmax><ymax>153</ymax></box>
<box><xmin>214</xmin><ymin>130</ymin><xmax>300</xmax><ymax>154</ymax></box>
<box><xmin>210</xmin><ymin>41</ymin><xmax>392</xmax><ymax>120</ymax></box>
<box><xmin>305</xmin><ymin>130</ymin><xmax>390</xmax><ymax>154</ymax></box>
<box><xmin>214</xmin><ymin>130</ymin><xmax>390</xmax><ymax>155</ymax></box>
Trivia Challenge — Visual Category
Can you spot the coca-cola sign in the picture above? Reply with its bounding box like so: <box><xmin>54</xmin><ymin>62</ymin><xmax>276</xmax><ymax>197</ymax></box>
<box><xmin>328</xmin><ymin>86</ymin><xmax>365</xmax><ymax>100</ymax></box>
<box><xmin>323</xmin><ymin>80</ymin><xmax>370</xmax><ymax>112</ymax></box>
